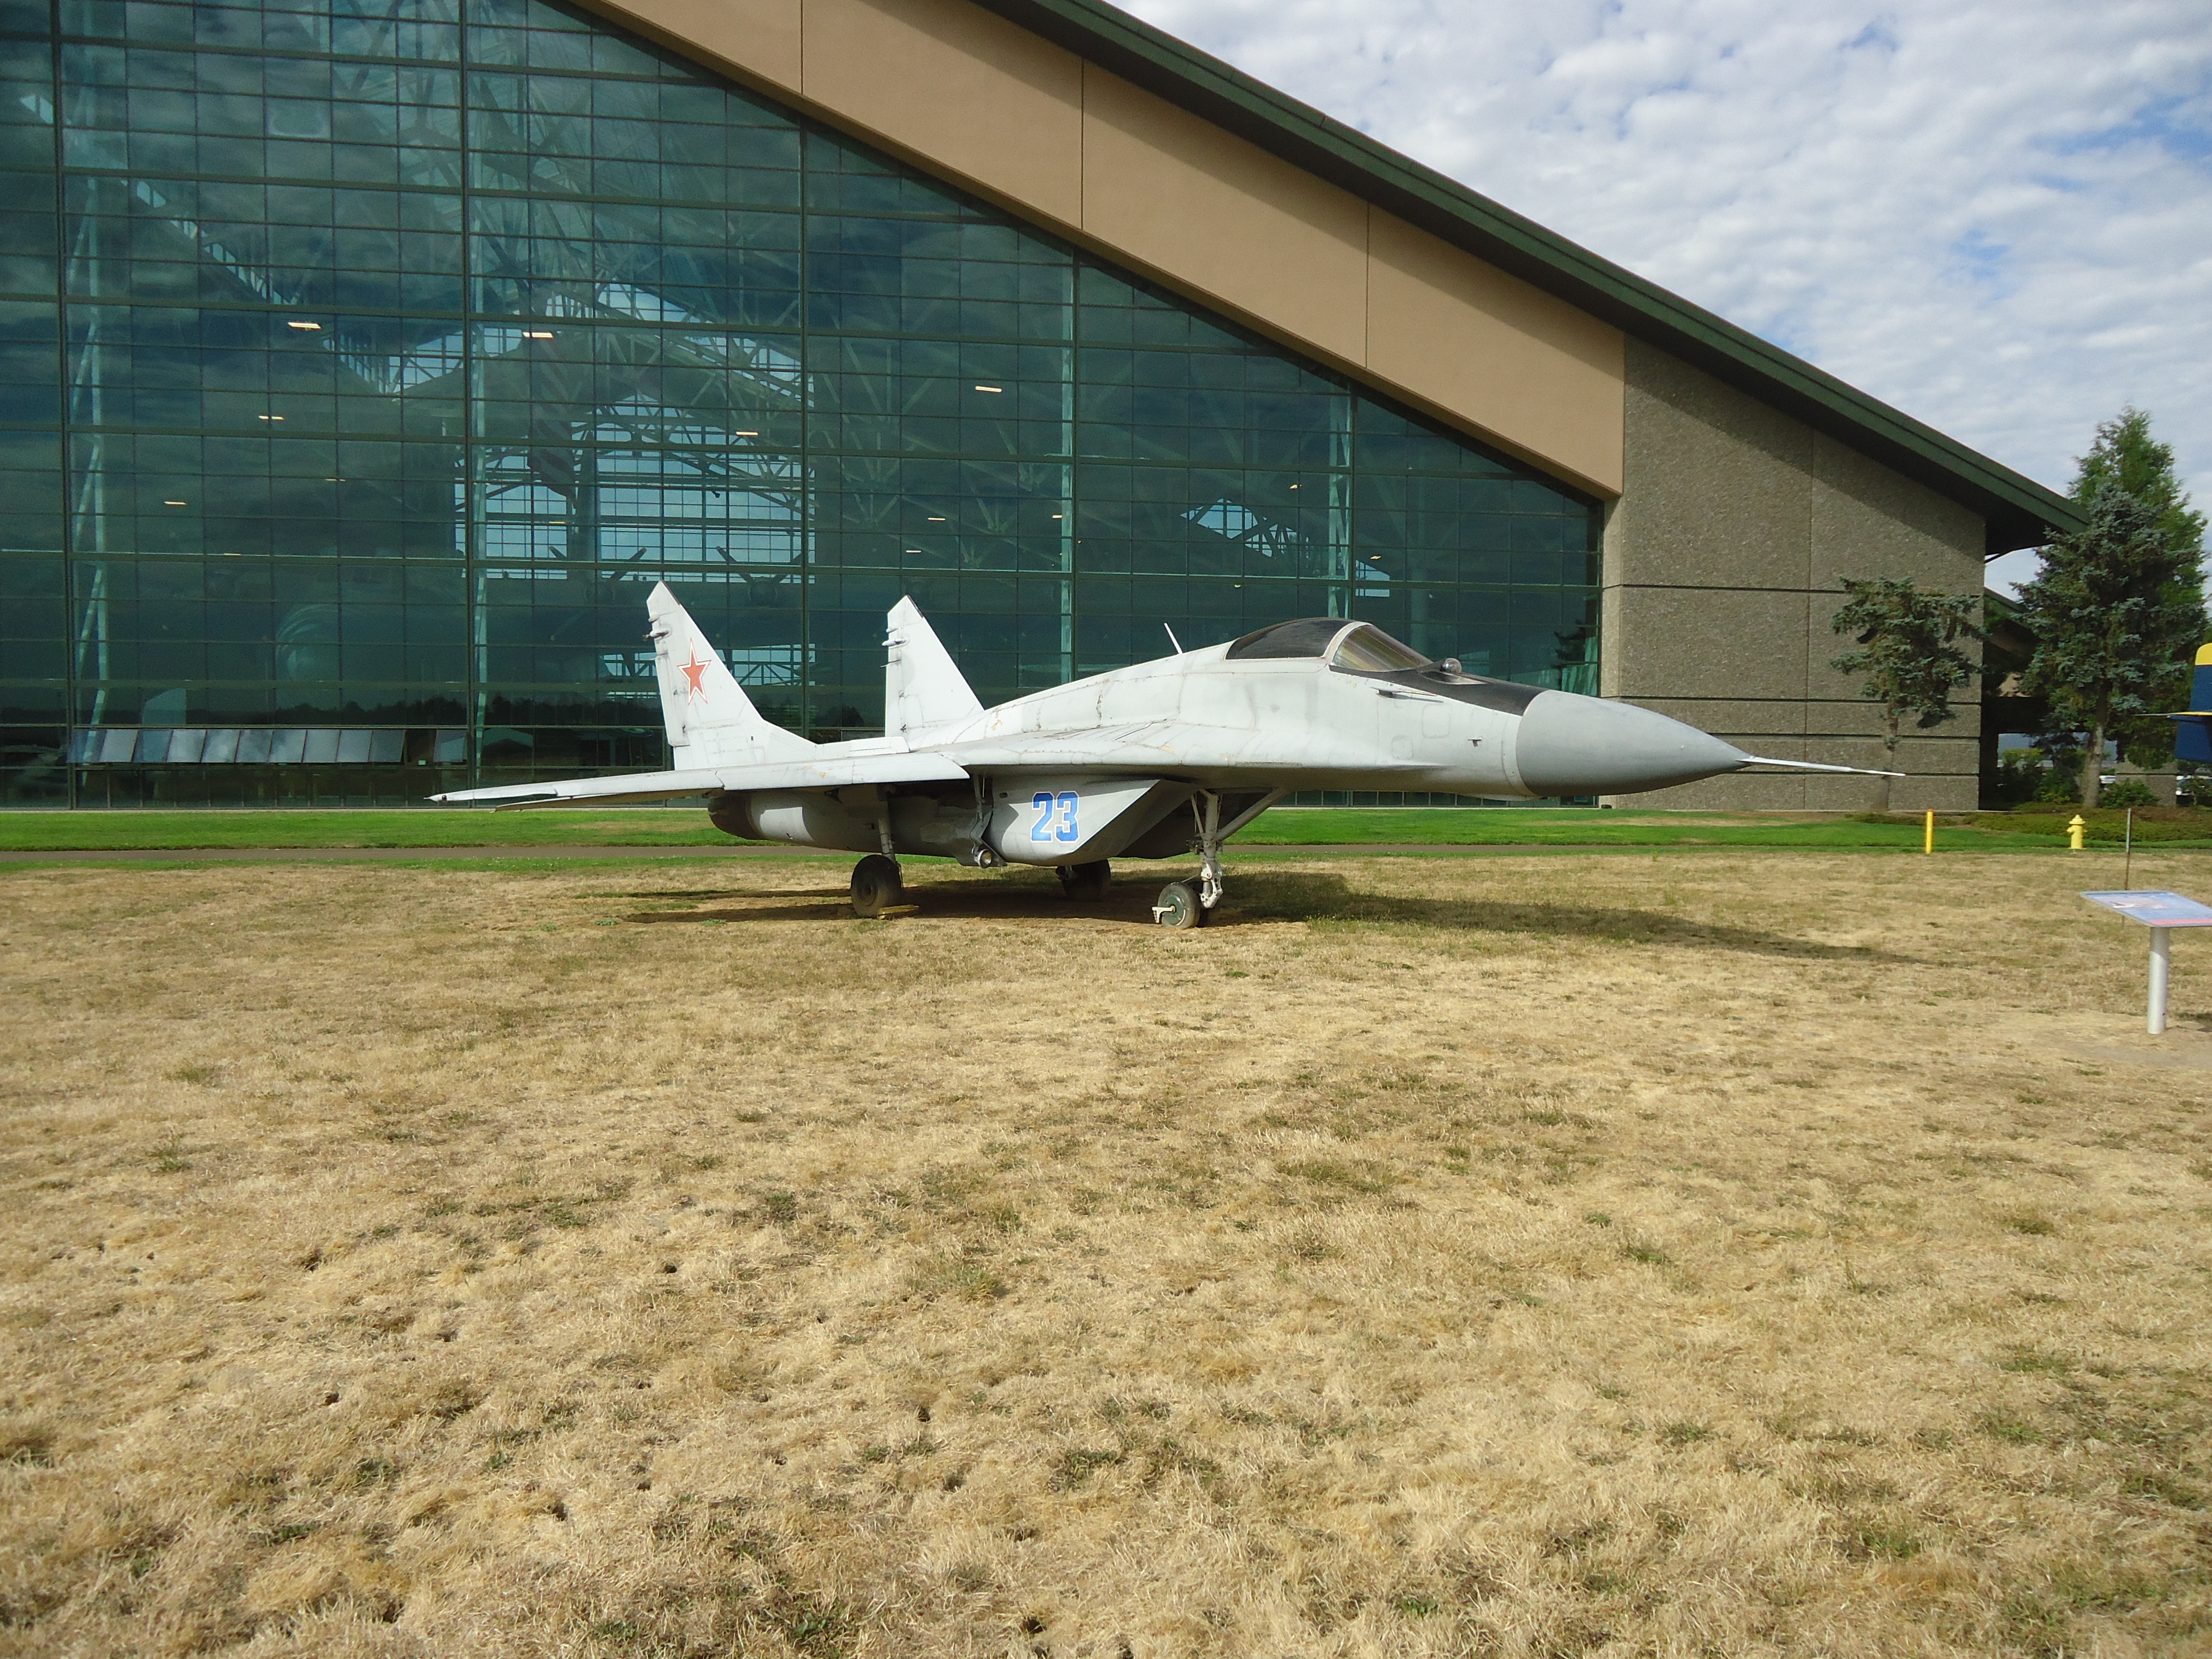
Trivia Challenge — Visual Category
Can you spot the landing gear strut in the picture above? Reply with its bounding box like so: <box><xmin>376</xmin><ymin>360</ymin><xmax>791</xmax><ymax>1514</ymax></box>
<box><xmin>1152</xmin><ymin>791</ymin><xmax>1226</xmax><ymax>929</ymax></box>
<box><xmin>1195</xmin><ymin>790</ymin><xmax>1226</xmax><ymax>911</ymax></box>
<box><xmin>850</xmin><ymin>854</ymin><xmax>904</xmax><ymax>918</ymax></box>
<box><xmin>1058</xmin><ymin>860</ymin><xmax>1111</xmax><ymax>903</ymax></box>
<box><xmin>852</xmin><ymin>794</ymin><xmax>908</xmax><ymax>918</ymax></box>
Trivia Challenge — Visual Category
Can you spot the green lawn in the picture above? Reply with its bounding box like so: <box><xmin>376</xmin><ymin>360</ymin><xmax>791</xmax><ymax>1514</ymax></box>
<box><xmin>0</xmin><ymin>804</ymin><xmax>2200</xmax><ymax>853</ymax></box>
<box><xmin>1240</xmin><ymin>806</ymin><xmax>2209</xmax><ymax>850</ymax></box>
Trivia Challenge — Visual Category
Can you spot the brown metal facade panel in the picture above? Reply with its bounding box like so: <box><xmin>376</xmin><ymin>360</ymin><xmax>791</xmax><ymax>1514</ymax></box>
<box><xmin>583</xmin><ymin>0</ymin><xmax>804</xmax><ymax>91</ymax></box>
<box><xmin>1365</xmin><ymin>210</ymin><xmax>1624</xmax><ymax>496</ymax></box>
<box><xmin>1078</xmin><ymin>67</ymin><xmax>1371</xmax><ymax>373</ymax></box>
<box><xmin>803</xmin><ymin>0</ymin><xmax>1088</xmax><ymax>226</ymax></box>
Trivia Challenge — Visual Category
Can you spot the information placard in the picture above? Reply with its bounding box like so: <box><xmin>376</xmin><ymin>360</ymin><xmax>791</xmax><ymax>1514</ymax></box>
<box><xmin>2081</xmin><ymin>890</ymin><xmax>2212</xmax><ymax>1035</ymax></box>
<box><xmin>2081</xmin><ymin>890</ymin><xmax>2212</xmax><ymax>928</ymax></box>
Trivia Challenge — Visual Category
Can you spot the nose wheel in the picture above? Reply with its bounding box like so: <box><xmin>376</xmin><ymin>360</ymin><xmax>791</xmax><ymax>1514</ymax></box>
<box><xmin>850</xmin><ymin>854</ymin><xmax>905</xmax><ymax>918</ymax></box>
<box><xmin>1152</xmin><ymin>879</ymin><xmax>1204</xmax><ymax>929</ymax></box>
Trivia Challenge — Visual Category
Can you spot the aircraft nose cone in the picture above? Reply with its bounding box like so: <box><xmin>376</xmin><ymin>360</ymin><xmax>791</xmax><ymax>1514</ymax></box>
<box><xmin>1513</xmin><ymin>691</ymin><xmax>1748</xmax><ymax>796</ymax></box>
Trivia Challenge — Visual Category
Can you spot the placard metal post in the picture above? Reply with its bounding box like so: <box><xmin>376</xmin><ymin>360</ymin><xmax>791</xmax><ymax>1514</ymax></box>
<box><xmin>2151</xmin><ymin>928</ymin><xmax>2172</xmax><ymax>1034</ymax></box>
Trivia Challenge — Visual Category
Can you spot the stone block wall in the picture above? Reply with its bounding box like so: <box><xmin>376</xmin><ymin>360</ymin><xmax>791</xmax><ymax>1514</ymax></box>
<box><xmin>1600</xmin><ymin>340</ymin><xmax>1988</xmax><ymax>810</ymax></box>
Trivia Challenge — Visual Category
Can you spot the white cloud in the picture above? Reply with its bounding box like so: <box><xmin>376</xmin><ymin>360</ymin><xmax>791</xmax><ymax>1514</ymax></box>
<box><xmin>1121</xmin><ymin>0</ymin><xmax>2212</xmax><ymax>593</ymax></box>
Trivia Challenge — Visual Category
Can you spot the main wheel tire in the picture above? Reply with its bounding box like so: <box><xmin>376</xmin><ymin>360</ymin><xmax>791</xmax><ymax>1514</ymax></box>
<box><xmin>1152</xmin><ymin>879</ymin><xmax>1203</xmax><ymax>930</ymax></box>
<box><xmin>850</xmin><ymin>854</ymin><xmax>904</xmax><ymax>918</ymax></box>
<box><xmin>1058</xmin><ymin>860</ymin><xmax>1112</xmax><ymax>902</ymax></box>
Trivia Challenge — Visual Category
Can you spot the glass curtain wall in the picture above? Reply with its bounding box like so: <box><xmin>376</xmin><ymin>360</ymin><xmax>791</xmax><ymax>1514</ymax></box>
<box><xmin>0</xmin><ymin>0</ymin><xmax>1603</xmax><ymax>808</ymax></box>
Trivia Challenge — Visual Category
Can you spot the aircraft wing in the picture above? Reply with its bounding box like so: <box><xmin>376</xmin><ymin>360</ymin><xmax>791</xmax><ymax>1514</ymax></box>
<box><xmin>933</xmin><ymin>722</ymin><xmax>1429</xmax><ymax>775</ymax></box>
<box><xmin>433</xmin><ymin>751</ymin><xmax>970</xmax><ymax>810</ymax></box>
<box><xmin>433</xmin><ymin>767</ymin><xmax>729</xmax><ymax>809</ymax></box>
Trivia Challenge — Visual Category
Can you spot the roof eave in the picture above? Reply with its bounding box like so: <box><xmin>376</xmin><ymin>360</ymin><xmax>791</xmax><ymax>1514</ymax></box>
<box><xmin>974</xmin><ymin>0</ymin><xmax>2081</xmax><ymax>556</ymax></box>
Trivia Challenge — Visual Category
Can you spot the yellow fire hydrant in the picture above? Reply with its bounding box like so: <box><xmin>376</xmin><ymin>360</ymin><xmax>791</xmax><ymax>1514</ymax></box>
<box><xmin>2068</xmin><ymin>814</ymin><xmax>2087</xmax><ymax>850</ymax></box>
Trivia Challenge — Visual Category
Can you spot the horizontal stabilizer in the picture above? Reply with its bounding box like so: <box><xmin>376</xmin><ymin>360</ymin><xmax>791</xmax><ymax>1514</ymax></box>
<box><xmin>1734</xmin><ymin>754</ymin><xmax>1906</xmax><ymax>778</ymax></box>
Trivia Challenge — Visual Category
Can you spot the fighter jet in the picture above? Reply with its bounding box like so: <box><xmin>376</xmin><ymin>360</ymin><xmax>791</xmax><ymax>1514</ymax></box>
<box><xmin>432</xmin><ymin>583</ymin><xmax>1888</xmax><ymax>926</ymax></box>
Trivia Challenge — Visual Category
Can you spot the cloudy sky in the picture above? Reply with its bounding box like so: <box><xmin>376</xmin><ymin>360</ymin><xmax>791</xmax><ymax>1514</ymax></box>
<box><xmin>1121</xmin><ymin>0</ymin><xmax>2212</xmax><ymax>591</ymax></box>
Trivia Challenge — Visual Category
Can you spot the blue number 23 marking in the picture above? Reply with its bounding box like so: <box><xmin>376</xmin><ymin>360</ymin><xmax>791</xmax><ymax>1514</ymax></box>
<box><xmin>1029</xmin><ymin>790</ymin><xmax>1080</xmax><ymax>843</ymax></box>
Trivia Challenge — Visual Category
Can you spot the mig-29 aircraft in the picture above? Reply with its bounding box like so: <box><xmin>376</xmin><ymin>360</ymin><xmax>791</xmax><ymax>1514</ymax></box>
<box><xmin>433</xmin><ymin>582</ymin><xmax>1886</xmax><ymax>926</ymax></box>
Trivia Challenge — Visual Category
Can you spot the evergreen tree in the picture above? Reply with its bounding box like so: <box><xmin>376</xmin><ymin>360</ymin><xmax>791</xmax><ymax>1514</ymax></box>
<box><xmin>1829</xmin><ymin>578</ymin><xmax>1981</xmax><ymax>814</ymax></box>
<box><xmin>2073</xmin><ymin>407</ymin><xmax>2207</xmax><ymax>556</ymax></box>
<box><xmin>2046</xmin><ymin>409</ymin><xmax>2209</xmax><ymax>783</ymax></box>
<box><xmin>2018</xmin><ymin>483</ymin><xmax>2206</xmax><ymax>807</ymax></box>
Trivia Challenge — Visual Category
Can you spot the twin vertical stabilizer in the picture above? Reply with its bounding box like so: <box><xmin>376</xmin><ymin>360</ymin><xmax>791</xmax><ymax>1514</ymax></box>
<box><xmin>647</xmin><ymin>581</ymin><xmax>814</xmax><ymax>768</ymax></box>
<box><xmin>644</xmin><ymin>584</ymin><xmax>982</xmax><ymax>766</ymax></box>
<box><xmin>885</xmin><ymin>595</ymin><xmax>983</xmax><ymax>743</ymax></box>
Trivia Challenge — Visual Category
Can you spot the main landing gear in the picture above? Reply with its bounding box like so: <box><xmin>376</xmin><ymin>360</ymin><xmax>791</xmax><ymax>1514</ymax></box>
<box><xmin>850</xmin><ymin>854</ymin><xmax>904</xmax><ymax>918</ymax></box>
<box><xmin>851</xmin><ymin>796</ymin><xmax>909</xmax><ymax>919</ymax></box>
<box><xmin>1151</xmin><ymin>790</ymin><xmax>1228</xmax><ymax>930</ymax></box>
<box><xmin>1057</xmin><ymin>860</ymin><xmax>1111</xmax><ymax>903</ymax></box>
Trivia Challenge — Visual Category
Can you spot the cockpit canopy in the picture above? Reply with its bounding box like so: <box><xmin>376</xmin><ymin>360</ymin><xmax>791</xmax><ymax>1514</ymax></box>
<box><xmin>1226</xmin><ymin>615</ymin><xmax>1550</xmax><ymax>714</ymax></box>
<box><xmin>1225</xmin><ymin>618</ymin><xmax>1432</xmax><ymax>672</ymax></box>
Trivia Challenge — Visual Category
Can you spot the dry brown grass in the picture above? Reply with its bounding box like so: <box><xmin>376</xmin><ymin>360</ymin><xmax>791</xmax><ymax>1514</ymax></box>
<box><xmin>4</xmin><ymin>850</ymin><xmax>2212</xmax><ymax>1658</ymax></box>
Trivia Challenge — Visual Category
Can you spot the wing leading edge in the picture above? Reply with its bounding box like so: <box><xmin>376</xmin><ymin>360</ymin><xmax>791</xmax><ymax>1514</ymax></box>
<box><xmin>430</xmin><ymin>751</ymin><xmax>969</xmax><ymax>811</ymax></box>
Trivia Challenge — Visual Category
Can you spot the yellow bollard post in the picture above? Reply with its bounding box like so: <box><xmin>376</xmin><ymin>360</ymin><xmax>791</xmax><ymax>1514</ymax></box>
<box><xmin>1924</xmin><ymin>809</ymin><xmax>1934</xmax><ymax>854</ymax></box>
<box><xmin>2068</xmin><ymin>814</ymin><xmax>2087</xmax><ymax>851</ymax></box>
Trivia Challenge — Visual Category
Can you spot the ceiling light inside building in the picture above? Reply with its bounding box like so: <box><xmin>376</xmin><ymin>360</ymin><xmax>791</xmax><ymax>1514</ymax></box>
<box><xmin>973</xmin><ymin>384</ymin><xmax>1001</xmax><ymax>393</ymax></box>
<box><xmin>286</xmin><ymin>320</ymin><xmax>321</xmax><ymax>330</ymax></box>
<box><xmin>523</xmin><ymin>330</ymin><xmax>553</xmax><ymax>339</ymax></box>
<box><xmin>163</xmin><ymin>499</ymin><xmax>186</xmax><ymax>506</ymax></box>
<box><xmin>259</xmin><ymin>414</ymin><xmax>283</xmax><ymax>421</ymax></box>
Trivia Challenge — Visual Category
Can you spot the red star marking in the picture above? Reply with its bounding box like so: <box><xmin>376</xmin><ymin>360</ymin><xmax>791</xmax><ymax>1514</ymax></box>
<box><xmin>678</xmin><ymin>649</ymin><xmax>710</xmax><ymax>699</ymax></box>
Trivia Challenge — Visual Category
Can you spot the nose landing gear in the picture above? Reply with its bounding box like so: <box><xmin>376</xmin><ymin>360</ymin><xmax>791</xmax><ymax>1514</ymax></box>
<box><xmin>1152</xmin><ymin>790</ymin><xmax>1227</xmax><ymax>929</ymax></box>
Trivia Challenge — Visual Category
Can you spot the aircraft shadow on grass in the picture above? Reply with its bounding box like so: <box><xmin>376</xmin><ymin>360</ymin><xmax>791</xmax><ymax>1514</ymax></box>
<box><xmin>620</xmin><ymin>869</ymin><xmax>1910</xmax><ymax>963</ymax></box>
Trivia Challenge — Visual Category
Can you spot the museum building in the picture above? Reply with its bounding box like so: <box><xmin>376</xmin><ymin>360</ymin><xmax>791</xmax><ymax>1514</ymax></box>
<box><xmin>0</xmin><ymin>0</ymin><xmax>2080</xmax><ymax>809</ymax></box>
